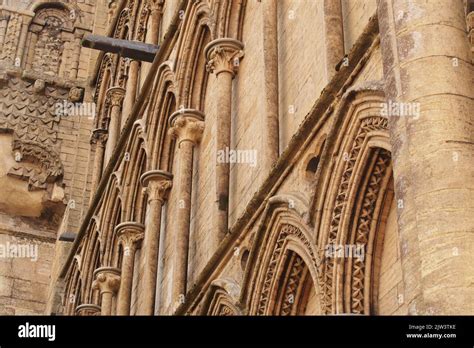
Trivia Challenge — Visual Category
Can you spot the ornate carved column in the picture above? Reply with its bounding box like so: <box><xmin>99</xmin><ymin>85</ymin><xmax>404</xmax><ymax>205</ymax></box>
<box><xmin>92</xmin><ymin>267</ymin><xmax>121</xmax><ymax>315</ymax></box>
<box><xmin>115</xmin><ymin>222</ymin><xmax>144</xmax><ymax>315</ymax></box>
<box><xmin>137</xmin><ymin>170</ymin><xmax>172</xmax><ymax>315</ymax></box>
<box><xmin>75</xmin><ymin>304</ymin><xmax>101</xmax><ymax>316</ymax></box>
<box><xmin>90</xmin><ymin>129</ymin><xmax>108</xmax><ymax>202</ymax></box>
<box><xmin>70</xmin><ymin>31</ymin><xmax>84</xmax><ymax>80</ymax></box>
<box><xmin>168</xmin><ymin>109</ymin><xmax>204</xmax><ymax>308</ymax></box>
<box><xmin>205</xmin><ymin>38</ymin><xmax>244</xmax><ymax>248</ymax></box>
<box><xmin>104</xmin><ymin>86</ymin><xmax>125</xmax><ymax>164</ymax></box>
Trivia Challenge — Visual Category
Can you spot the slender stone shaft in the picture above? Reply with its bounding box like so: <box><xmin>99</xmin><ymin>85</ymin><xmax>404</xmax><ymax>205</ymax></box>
<box><xmin>122</xmin><ymin>60</ymin><xmax>139</xmax><ymax>128</ymax></box>
<box><xmin>70</xmin><ymin>32</ymin><xmax>83</xmax><ymax>79</ymax></box>
<box><xmin>115</xmin><ymin>222</ymin><xmax>144</xmax><ymax>315</ymax></box>
<box><xmin>323</xmin><ymin>0</ymin><xmax>344</xmax><ymax>80</ymax></box>
<box><xmin>262</xmin><ymin>0</ymin><xmax>280</xmax><ymax>170</ymax></box>
<box><xmin>104</xmin><ymin>87</ymin><xmax>125</xmax><ymax>164</ymax></box>
<box><xmin>168</xmin><ymin>110</ymin><xmax>204</xmax><ymax>309</ymax></box>
<box><xmin>92</xmin><ymin>267</ymin><xmax>121</xmax><ymax>315</ymax></box>
<box><xmin>137</xmin><ymin>170</ymin><xmax>172</xmax><ymax>315</ymax></box>
<box><xmin>205</xmin><ymin>38</ymin><xmax>244</xmax><ymax>248</ymax></box>
<box><xmin>16</xmin><ymin>15</ymin><xmax>32</xmax><ymax>66</ymax></box>
<box><xmin>150</xmin><ymin>0</ymin><xmax>164</xmax><ymax>45</ymax></box>
<box><xmin>90</xmin><ymin>129</ymin><xmax>107</xmax><ymax>201</ymax></box>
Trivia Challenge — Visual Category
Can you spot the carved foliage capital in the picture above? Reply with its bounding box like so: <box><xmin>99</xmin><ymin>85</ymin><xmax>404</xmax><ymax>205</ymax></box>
<box><xmin>106</xmin><ymin>86</ymin><xmax>126</xmax><ymax>107</ymax></box>
<box><xmin>205</xmin><ymin>38</ymin><xmax>244</xmax><ymax>77</ymax></box>
<box><xmin>92</xmin><ymin>267</ymin><xmax>121</xmax><ymax>294</ymax></box>
<box><xmin>147</xmin><ymin>179</ymin><xmax>172</xmax><ymax>202</ymax></box>
<box><xmin>90</xmin><ymin>128</ymin><xmax>108</xmax><ymax>145</ymax></box>
<box><xmin>168</xmin><ymin>109</ymin><xmax>205</xmax><ymax>145</ymax></box>
<box><xmin>149</xmin><ymin>0</ymin><xmax>165</xmax><ymax>13</ymax></box>
<box><xmin>115</xmin><ymin>222</ymin><xmax>145</xmax><ymax>250</ymax></box>
<box><xmin>140</xmin><ymin>170</ymin><xmax>173</xmax><ymax>202</ymax></box>
<box><xmin>75</xmin><ymin>304</ymin><xmax>101</xmax><ymax>316</ymax></box>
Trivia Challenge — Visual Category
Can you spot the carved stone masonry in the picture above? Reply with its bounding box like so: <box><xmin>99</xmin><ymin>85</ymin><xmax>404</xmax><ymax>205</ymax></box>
<box><xmin>137</xmin><ymin>170</ymin><xmax>173</xmax><ymax>314</ymax></box>
<box><xmin>204</xmin><ymin>38</ymin><xmax>244</xmax><ymax>249</ymax></box>
<box><xmin>150</xmin><ymin>0</ymin><xmax>165</xmax><ymax>14</ymax></box>
<box><xmin>116</xmin><ymin>222</ymin><xmax>145</xmax><ymax>249</ymax></box>
<box><xmin>115</xmin><ymin>222</ymin><xmax>144</xmax><ymax>315</ymax></box>
<box><xmin>90</xmin><ymin>128</ymin><xmax>108</xmax><ymax>146</ymax></box>
<box><xmin>141</xmin><ymin>170</ymin><xmax>173</xmax><ymax>203</ymax></box>
<box><xmin>75</xmin><ymin>303</ymin><xmax>101</xmax><ymax>316</ymax></box>
<box><xmin>168</xmin><ymin>109</ymin><xmax>204</xmax><ymax>309</ymax></box>
<box><xmin>90</xmin><ymin>129</ymin><xmax>108</xmax><ymax>200</ymax></box>
<box><xmin>106</xmin><ymin>86</ymin><xmax>126</xmax><ymax>107</ymax></box>
<box><xmin>104</xmin><ymin>86</ymin><xmax>126</xmax><ymax>164</ymax></box>
<box><xmin>137</xmin><ymin>170</ymin><xmax>173</xmax><ymax>315</ymax></box>
<box><xmin>92</xmin><ymin>267</ymin><xmax>121</xmax><ymax>294</ymax></box>
<box><xmin>168</xmin><ymin>109</ymin><xmax>205</xmax><ymax>146</ymax></box>
<box><xmin>92</xmin><ymin>267</ymin><xmax>121</xmax><ymax>315</ymax></box>
<box><xmin>68</xmin><ymin>87</ymin><xmax>84</xmax><ymax>103</ymax></box>
<box><xmin>205</xmin><ymin>38</ymin><xmax>245</xmax><ymax>77</ymax></box>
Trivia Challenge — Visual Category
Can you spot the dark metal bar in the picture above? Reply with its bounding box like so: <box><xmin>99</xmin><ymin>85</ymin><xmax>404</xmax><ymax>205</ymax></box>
<box><xmin>81</xmin><ymin>34</ymin><xmax>159</xmax><ymax>62</ymax></box>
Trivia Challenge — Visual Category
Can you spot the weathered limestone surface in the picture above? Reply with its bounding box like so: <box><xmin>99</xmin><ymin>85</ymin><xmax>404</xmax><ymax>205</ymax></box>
<box><xmin>0</xmin><ymin>0</ymin><xmax>104</xmax><ymax>315</ymax></box>
<box><xmin>1</xmin><ymin>0</ymin><xmax>472</xmax><ymax>317</ymax></box>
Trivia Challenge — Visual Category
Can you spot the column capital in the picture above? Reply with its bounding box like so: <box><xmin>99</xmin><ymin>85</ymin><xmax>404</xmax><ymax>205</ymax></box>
<box><xmin>90</xmin><ymin>128</ymin><xmax>108</xmax><ymax>145</ymax></box>
<box><xmin>150</xmin><ymin>0</ymin><xmax>165</xmax><ymax>13</ymax></box>
<box><xmin>106</xmin><ymin>86</ymin><xmax>126</xmax><ymax>107</ymax></box>
<box><xmin>140</xmin><ymin>170</ymin><xmax>173</xmax><ymax>202</ymax></box>
<box><xmin>92</xmin><ymin>267</ymin><xmax>121</xmax><ymax>294</ymax></box>
<box><xmin>205</xmin><ymin>38</ymin><xmax>244</xmax><ymax>77</ymax></box>
<box><xmin>115</xmin><ymin>222</ymin><xmax>145</xmax><ymax>249</ymax></box>
<box><xmin>168</xmin><ymin>109</ymin><xmax>205</xmax><ymax>146</ymax></box>
<box><xmin>75</xmin><ymin>303</ymin><xmax>101</xmax><ymax>316</ymax></box>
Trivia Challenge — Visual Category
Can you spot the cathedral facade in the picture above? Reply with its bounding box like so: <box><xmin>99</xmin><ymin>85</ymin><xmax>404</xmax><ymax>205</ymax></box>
<box><xmin>0</xmin><ymin>0</ymin><xmax>473</xmax><ymax>316</ymax></box>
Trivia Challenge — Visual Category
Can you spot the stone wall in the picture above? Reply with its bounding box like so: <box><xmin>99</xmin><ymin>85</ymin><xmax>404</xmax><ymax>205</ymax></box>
<box><xmin>0</xmin><ymin>0</ymin><xmax>101</xmax><ymax>315</ymax></box>
<box><xmin>30</xmin><ymin>0</ymin><xmax>474</xmax><ymax>317</ymax></box>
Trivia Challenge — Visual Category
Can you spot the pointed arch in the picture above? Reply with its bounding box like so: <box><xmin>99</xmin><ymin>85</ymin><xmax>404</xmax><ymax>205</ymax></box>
<box><xmin>145</xmin><ymin>61</ymin><xmax>177</xmax><ymax>170</ymax></box>
<box><xmin>241</xmin><ymin>194</ymin><xmax>322</xmax><ymax>315</ymax></box>
<box><xmin>135</xmin><ymin>0</ymin><xmax>152</xmax><ymax>42</ymax></box>
<box><xmin>80</xmin><ymin>215</ymin><xmax>103</xmax><ymax>305</ymax></box>
<box><xmin>211</xmin><ymin>0</ymin><xmax>246</xmax><ymax>40</ymax></box>
<box><xmin>93</xmin><ymin>54</ymin><xmax>114</xmax><ymax>130</ymax></box>
<box><xmin>64</xmin><ymin>258</ymin><xmax>81</xmax><ymax>315</ymax></box>
<box><xmin>97</xmin><ymin>174</ymin><xmax>123</xmax><ymax>267</ymax></box>
<box><xmin>312</xmin><ymin>83</ymin><xmax>394</xmax><ymax>314</ymax></box>
<box><xmin>174</xmin><ymin>0</ymin><xmax>214</xmax><ymax>107</ymax></box>
<box><xmin>122</xmin><ymin>122</ymin><xmax>149</xmax><ymax>223</ymax></box>
<box><xmin>201</xmin><ymin>278</ymin><xmax>242</xmax><ymax>315</ymax></box>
